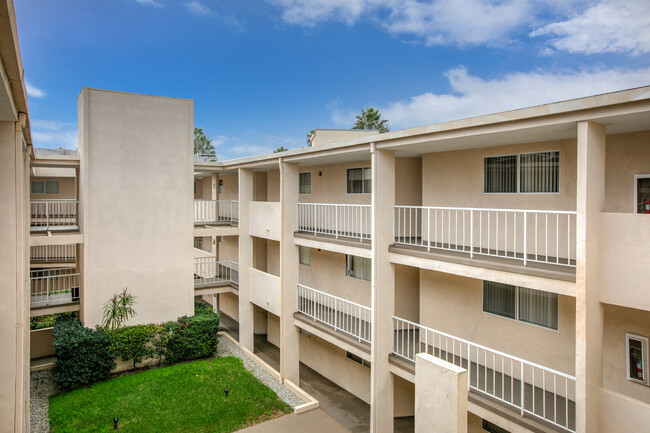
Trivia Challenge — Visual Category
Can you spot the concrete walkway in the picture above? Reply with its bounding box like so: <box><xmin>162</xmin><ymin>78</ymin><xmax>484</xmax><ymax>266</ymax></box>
<box><xmin>236</xmin><ymin>408</ymin><xmax>351</xmax><ymax>433</ymax></box>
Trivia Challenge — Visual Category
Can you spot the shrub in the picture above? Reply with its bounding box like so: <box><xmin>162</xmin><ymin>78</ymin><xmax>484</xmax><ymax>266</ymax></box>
<box><xmin>194</xmin><ymin>301</ymin><xmax>216</xmax><ymax>317</ymax></box>
<box><xmin>109</xmin><ymin>323</ymin><xmax>161</xmax><ymax>369</ymax></box>
<box><xmin>30</xmin><ymin>311</ymin><xmax>78</xmax><ymax>330</ymax></box>
<box><xmin>52</xmin><ymin>319</ymin><xmax>116</xmax><ymax>391</ymax></box>
<box><xmin>163</xmin><ymin>314</ymin><xmax>220</xmax><ymax>364</ymax></box>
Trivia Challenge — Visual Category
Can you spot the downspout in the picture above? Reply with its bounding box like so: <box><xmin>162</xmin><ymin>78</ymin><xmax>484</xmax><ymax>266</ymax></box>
<box><xmin>278</xmin><ymin>157</ymin><xmax>285</xmax><ymax>382</ymax></box>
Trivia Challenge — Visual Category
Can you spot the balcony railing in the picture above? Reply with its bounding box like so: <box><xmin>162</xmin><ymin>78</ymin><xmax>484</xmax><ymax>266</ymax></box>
<box><xmin>392</xmin><ymin>316</ymin><xmax>575</xmax><ymax>431</ymax></box>
<box><xmin>30</xmin><ymin>268</ymin><xmax>80</xmax><ymax>308</ymax></box>
<box><xmin>30</xmin><ymin>200</ymin><xmax>79</xmax><ymax>231</ymax></box>
<box><xmin>30</xmin><ymin>244</ymin><xmax>76</xmax><ymax>262</ymax></box>
<box><xmin>194</xmin><ymin>200</ymin><xmax>239</xmax><ymax>225</ymax></box>
<box><xmin>297</xmin><ymin>283</ymin><xmax>372</xmax><ymax>343</ymax></box>
<box><xmin>394</xmin><ymin>206</ymin><xmax>577</xmax><ymax>267</ymax></box>
<box><xmin>297</xmin><ymin>203</ymin><xmax>371</xmax><ymax>242</ymax></box>
<box><xmin>194</xmin><ymin>258</ymin><xmax>238</xmax><ymax>287</ymax></box>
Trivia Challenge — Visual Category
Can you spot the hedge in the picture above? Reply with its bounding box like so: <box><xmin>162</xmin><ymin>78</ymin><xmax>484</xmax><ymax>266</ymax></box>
<box><xmin>162</xmin><ymin>312</ymin><xmax>220</xmax><ymax>364</ymax></box>
<box><xmin>109</xmin><ymin>323</ymin><xmax>162</xmax><ymax>369</ymax></box>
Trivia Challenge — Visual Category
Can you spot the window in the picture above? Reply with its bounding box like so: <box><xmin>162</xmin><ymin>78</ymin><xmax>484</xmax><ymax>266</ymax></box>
<box><xmin>626</xmin><ymin>333</ymin><xmax>649</xmax><ymax>385</ymax></box>
<box><xmin>346</xmin><ymin>255</ymin><xmax>371</xmax><ymax>282</ymax></box>
<box><xmin>482</xmin><ymin>419</ymin><xmax>510</xmax><ymax>433</ymax></box>
<box><xmin>218</xmin><ymin>179</ymin><xmax>223</xmax><ymax>195</ymax></box>
<box><xmin>299</xmin><ymin>246</ymin><xmax>310</xmax><ymax>266</ymax></box>
<box><xmin>347</xmin><ymin>167</ymin><xmax>371</xmax><ymax>194</ymax></box>
<box><xmin>31</xmin><ymin>180</ymin><xmax>59</xmax><ymax>195</ymax></box>
<box><xmin>346</xmin><ymin>351</ymin><xmax>371</xmax><ymax>369</ymax></box>
<box><xmin>484</xmin><ymin>151</ymin><xmax>559</xmax><ymax>193</ymax></box>
<box><xmin>194</xmin><ymin>182</ymin><xmax>197</xmax><ymax>195</ymax></box>
<box><xmin>483</xmin><ymin>281</ymin><xmax>558</xmax><ymax>330</ymax></box>
<box><xmin>193</xmin><ymin>238</ymin><xmax>203</xmax><ymax>249</ymax></box>
<box><xmin>299</xmin><ymin>172</ymin><xmax>311</xmax><ymax>194</ymax></box>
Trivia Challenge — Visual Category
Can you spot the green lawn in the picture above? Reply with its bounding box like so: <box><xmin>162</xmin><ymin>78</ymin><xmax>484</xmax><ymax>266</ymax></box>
<box><xmin>48</xmin><ymin>356</ymin><xmax>292</xmax><ymax>433</ymax></box>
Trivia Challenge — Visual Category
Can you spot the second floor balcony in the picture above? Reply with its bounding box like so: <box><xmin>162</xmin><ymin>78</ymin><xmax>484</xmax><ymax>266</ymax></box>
<box><xmin>297</xmin><ymin>203</ymin><xmax>371</xmax><ymax>242</ymax></box>
<box><xmin>30</xmin><ymin>199</ymin><xmax>79</xmax><ymax>232</ymax></box>
<box><xmin>30</xmin><ymin>268</ymin><xmax>80</xmax><ymax>308</ymax></box>
<box><xmin>194</xmin><ymin>200</ymin><xmax>239</xmax><ymax>225</ymax></box>
<box><xmin>194</xmin><ymin>257</ymin><xmax>239</xmax><ymax>288</ymax></box>
<box><xmin>394</xmin><ymin>206</ymin><xmax>577</xmax><ymax>269</ymax></box>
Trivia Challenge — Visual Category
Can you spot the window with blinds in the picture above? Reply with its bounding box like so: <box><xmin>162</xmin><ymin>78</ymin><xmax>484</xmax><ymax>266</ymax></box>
<box><xmin>484</xmin><ymin>151</ymin><xmax>560</xmax><ymax>193</ymax></box>
<box><xmin>482</xmin><ymin>281</ymin><xmax>558</xmax><ymax>330</ymax></box>
<box><xmin>520</xmin><ymin>151</ymin><xmax>559</xmax><ymax>193</ymax></box>
<box><xmin>299</xmin><ymin>172</ymin><xmax>311</xmax><ymax>194</ymax></box>
<box><xmin>346</xmin><ymin>254</ymin><xmax>371</xmax><ymax>282</ymax></box>
<box><xmin>347</xmin><ymin>167</ymin><xmax>371</xmax><ymax>194</ymax></box>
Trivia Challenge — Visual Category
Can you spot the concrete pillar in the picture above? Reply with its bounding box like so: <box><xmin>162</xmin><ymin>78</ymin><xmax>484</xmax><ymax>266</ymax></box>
<box><xmin>575</xmin><ymin>121</ymin><xmax>606</xmax><ymax>433</ymax></box>
<box><xmin>212</xmin><ymin>173</ymin><xmax>218</xmax><ymax>200</ymax></box>
<box><xmin>238</xmin><ymin>168</ymin><xmax>254</xmax><ymax>350</ymax></box>
<box><xmin>280</xmin><ymin>160</ymin><xmax>300</xmax><ymax>384</ymax></box>
<box><xmin>415</xmin><ymin>353</ymin><xmax>468</xmax><ymax>433</ymax></box>
<box><xmin>371</xmin><ymin>146</ymin><xmax>396</xmax><ymax>433</ymax></box>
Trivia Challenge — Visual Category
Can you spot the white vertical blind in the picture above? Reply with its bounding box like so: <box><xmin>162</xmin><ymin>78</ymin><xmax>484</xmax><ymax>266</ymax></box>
<box><xmin>484</xmin><ymin>155</ymin><xmax>517</xmax><ymax>193</ymax></box>
<box><xmin>520</xmin><ymin>151</ymin><xmax>559</xmax><ymax>193</ymax></box>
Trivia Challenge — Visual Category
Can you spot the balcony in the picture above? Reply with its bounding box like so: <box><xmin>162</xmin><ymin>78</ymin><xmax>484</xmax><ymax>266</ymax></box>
<box><xmin>194</xmin><ymin>258</ymin><xmax>238</xmax><ymax>288</ymax></box>
<box><xmin>297</xmin><ymin>203</ymin><xmax>371</xmax><ymax>242</ymax></box>
<box><xmin>249</xmin><ymin>201</ymin><xmax>281</xmax><ymax>240</ymax></box>
<box><xmin>297</xmin><ymin>283</ymin><xmax>372</xmax><ymax>344</ymax></box>
<box><xmin>30</xmin><ymin>245</ymin><xmax>76</xmax><ymax>263</ymax></box>
<box><xmin>30</xmin><ymin>200</ymin><xmax>79</xmax><ymax>232</ymax></box>
<box><xmin>394</xmin><ymin>206</ymin><xmax>577</xmax><ymax>269</ymax></box>
<box><xmin>194</xmin><ymin>200</ymin><xmax>239</xmax><ymax>225</ymax></box>
<box><xmin>30</xmin><ymin>268</ymin><xmax>80</xmax><ymax>308</ymax></box>
<box><xmin>392</xmin><ymin>316</ymin><xmax>575</xmax><ymax>432</ymax></box>
<box><xmin>249</xmin><ymin>268</ymin><xmax>281</xmax><ymax>316</ymax></box>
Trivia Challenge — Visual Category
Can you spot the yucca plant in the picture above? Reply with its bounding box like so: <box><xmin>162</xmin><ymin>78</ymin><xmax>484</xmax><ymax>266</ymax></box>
<box><xmin>102</xmin><ymin>288</ymin><xmax>137</xmax><ymax>330</ymax></box>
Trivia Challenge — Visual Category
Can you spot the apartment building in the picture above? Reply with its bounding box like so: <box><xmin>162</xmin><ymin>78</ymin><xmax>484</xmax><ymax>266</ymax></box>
<box><xmin>3</xmin><ymin>2</ymin><xmax>650</xmax><ymax>431</ymax></box>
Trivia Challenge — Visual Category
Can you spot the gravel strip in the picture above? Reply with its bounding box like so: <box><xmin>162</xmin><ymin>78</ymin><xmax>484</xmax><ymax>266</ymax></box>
<box><xmin>30</xmin><ymin>369</ymin><xmax>56</xmax><ymax>433</ymax></box>
<box><xmin>217</xmin><ymin>335</ymin><xmax>306</xmax><ymax>408</ymax></box>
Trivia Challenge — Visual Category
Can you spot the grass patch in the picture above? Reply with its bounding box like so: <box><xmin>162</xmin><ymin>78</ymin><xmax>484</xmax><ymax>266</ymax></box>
<box><xmin>49</xmin><ymin>356</ymin><xmax>292</xmax><ymax>432</ymax></box>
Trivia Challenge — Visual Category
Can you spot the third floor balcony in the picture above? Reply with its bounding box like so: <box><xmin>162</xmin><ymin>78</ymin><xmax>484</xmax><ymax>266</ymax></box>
<box><xmin>194</xmin><ymin>199</ymin><xmax>239</xmax><ymax>226</ymax></box>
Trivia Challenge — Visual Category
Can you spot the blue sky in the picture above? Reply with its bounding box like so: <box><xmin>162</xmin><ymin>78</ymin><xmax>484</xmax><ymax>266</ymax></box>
<box><xmin>15</xmin><ymin>0</ymin><xmax>650</xmax><ymax>160</ymax></box>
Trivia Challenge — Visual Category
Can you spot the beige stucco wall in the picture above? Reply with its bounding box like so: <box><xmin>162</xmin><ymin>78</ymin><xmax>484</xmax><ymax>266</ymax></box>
<box><xmin>395</xmin><ymin>265</ymin><xmax>419</xmax><ymax>323</ymax></box>
<box><xmin>419</xmin><ymin>270</ymin><xmax>576</xmax><ymax>375</ymax></box>
<box><xmin>267</xmin><ymin>240</ymin><xmax>280</xmax><ymax>276</ymax></box>
<box><xmin>395</xmin><ymin>158</ymin><xmax>422</xmax><ymax>206</ymax></box>
<box><xmin>217</xmin><ymin>235</ymin><xmax>238</xmax><ymax>262</ymax></box>
<box><xmin>604</xmin><ymin>131</ymin><xmax>650</xmax><ymax>213</ymax></box>
<box><xmin>602</xmin><ymin>304</ymin><xmax>650</xmax><ymax>404</ymax></box>
<box><xmin>299</xmin><ymin>247</ymin><xmax>371</xmax><ymax>308</ymax></box>
<box><xmin>253</xmin><ymin>236</ymin><xmax>268</xmax><ymax>272</ymax></box>
<box><xmin>30</xmin><ymin>328</ymin><xmax>54</xmax><ymax>359</ymax></box>
<box><xmin>267</xmin><ymin>170</ymin><xmax>280</xmax><ymax>202</ymax></box>
<box><xmin>421</xmin><ymin>139</ymin><xmax>577</xmax><ymax>211</ymax></box>
<box><xmin>218</xmin><ymin>292</ymin><xmax>239</xmax><ymax>320</ymax></box>
<box><xmin>218</xmin><ymin>173</ymin><xmax>238</xmax><ymax>201</ymax></box>
<box><xmin>30</xmin><ymin>176</ymin><xmax>76</xmax><ymax>200</ymax></box>
<box><xmin>299</xmin><ymin>332</ymin><xmax>371</xmax><ymax>403</ymax></box>
<box><xmin>267</xmin><ymin>312</ymin><xmax>280</xmax><ymax>347</ymax></box>
<box><xmin>394</xmin><ymin>375</ymin><xmax>415</xmax><ymax>417</ymax></box>
<box><xmin>79</xmin><ymin>88</ymin><xmax>194</xmax><ymax>327</ymax></box>
<box><xmin>253</xmin><ymin>305</ymin><xmax>268</xmax><ymax>335</ymax></box>
<box><xmin>249</xmin><ymin>268</ymin><xmax>281</xmax><ymax>316</ymax></box>
<box><xmin>599</xmin><ymin>388</ymin><xmax>650</xmax><ymax>433</ymax></box>
<box><xmin>253</xmin><ymin>171</ymin><xmax>267</xmax><ymax>201</ymax></box>
<box><xmin>310</xmin><ymin>129</ymin><xmax>375</xmax><ymax>148</ymax></box>
<box><xmin>298</xmin><ymin>160</ymin><xmax>372</xmax><ymax>205</ymax></box>
<box><xmin>249</xmin><ymin>201</ymin><xmax>281</xmax><ymax>240</ymax></box>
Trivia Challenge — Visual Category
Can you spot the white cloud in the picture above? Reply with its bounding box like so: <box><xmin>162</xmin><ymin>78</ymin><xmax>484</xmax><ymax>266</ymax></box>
<box><xmin>185</xmin><ymin>1</ymin><xmax>212</xmax><ymax>16</ymax></box>
<box><xmin>31</xmin><ymin>120</ymin><xmax>78</xmax><ymax>150</ymax></box>
<box><xmin>331</xmin><ymin>67</ymin><xmax>650</xmax><ymax>130</ymax></box>
<box><xmin>530</xmin><ymin>0</ymin><xmax>650</xmax><ymax>55</ymax></box>
<box><xmin>25</xmin><ymin>82</ymin><xmax>46</xmax><ymax>98</ymax></box>
<box><xmin>268</xmin><ymin>0</ymin><xmax>534</xmax><ymax>46</ymax></box>
<box><xmin>135</xmin><ymin>0</ymin><xmax>163</xmax><ymax>7</ymax></box>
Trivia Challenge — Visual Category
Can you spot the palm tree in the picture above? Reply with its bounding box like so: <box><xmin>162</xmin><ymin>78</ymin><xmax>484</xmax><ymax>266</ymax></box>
<box><xmin>102</xmin><ymin>288</ymin><xmax>137</xmax><ymax>330</ymax></box>
<box><xmin>193</xmin><ymin>127</ymin><xmax>216</xmax><ymax>157</ymax></box>
<box><xmin>306</xmin><ymin>129</ymin><xmax>315</xmax><ymax>146</ymax></box>
<box><xmin>352</xmin><ymin>107</ymin><xmax>389</xmax><ymax>133</ymax></box>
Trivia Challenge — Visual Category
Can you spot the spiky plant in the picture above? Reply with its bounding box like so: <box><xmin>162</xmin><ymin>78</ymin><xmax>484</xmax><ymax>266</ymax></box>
<box><xmin>102</xmin><ymin>288</ymin><xmax>137</xmax><ymax>330</ymax></box>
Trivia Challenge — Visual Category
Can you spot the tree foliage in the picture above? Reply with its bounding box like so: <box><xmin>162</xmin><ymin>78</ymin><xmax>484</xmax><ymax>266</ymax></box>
<box><xmin>306</xmin><ymin>129</ymin><xmax>315</xmax><ymax>146</ymax></box>
<box><xmin>273</xmin><ymin>146</ymin><xmax>289</xmax><ymax>153</ymax></box>
<box><xmin>194</xmin><ymin>127</ymin><xmax>216</xmax><ymax>157</ymax></box>
<box><xmin>352</xmin><ymin>107</ymin><xmax>389</xmax><ymax>133</ymax></box>
<box><xmin>102</xmin><ymin>288</ymin><xmax>137</xmax><ymax>331</ymax></box>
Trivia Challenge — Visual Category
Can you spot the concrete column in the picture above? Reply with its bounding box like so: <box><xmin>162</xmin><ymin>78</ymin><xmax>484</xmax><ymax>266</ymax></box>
<box><xmin>280</xmin><ymin>160</ymin><xmax>300</xmax><ymax>384</ymax></box>
<box><xmin>211</xmin><ymin>173</ymin><xmax>218</xmax><ymax>258</ymax></box>
<box><xmin>415</xmin><ymin>353</ymin><xmax>468</xmax><ymax>433</ymax></box>
<box><xmin>238</xmin><ymin>168</ymin><xmax>254</xmax><ymax>350</ymax></box>
<box><xmin>575</xmin><ymin>121</ymin><xmax>606</xmax><ymax>433</ymax></box>
<box><xmin>371</xmin><ymin>146</ymin><xmax>396</xmax><ymax>433</ymax></box>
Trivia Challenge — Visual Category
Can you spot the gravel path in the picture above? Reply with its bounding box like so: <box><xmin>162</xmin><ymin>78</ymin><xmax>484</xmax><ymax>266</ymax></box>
<box><xmin>217</xmin><ymin>335</ymin><xmax>306</xmax><ymax>408</ymax></box>
<box><xmin>30</xmin><ymin>369</ymin><xmax>56</xmax><ymax>433</ymax></box>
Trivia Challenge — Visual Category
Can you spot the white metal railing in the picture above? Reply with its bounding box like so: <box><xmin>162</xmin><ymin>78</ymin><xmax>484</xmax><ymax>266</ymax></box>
<box><xmin>30</xmin><ymin>245</ymin><xmax>76</xmax><ymax>262</ymax></box>
<box><xmin>194</xmin><ymin>258</ymin><xmax>239</xmax><ymax>287</ymax></box>
<box><xmin>392</xmin><ymin>317</ymin><xmax>575</xmax><ymax>431</ymax></box>
<box><xmin>194</xmin><ymin>200</ymin><xmax>239</xmax><ymax>224</ymax></box>
<box><xmin>297</xmin><ymin>203</ymin><xmax>371</xmax><ymax>242</ymax></box>
<box><xmin>30</xmin><ymin>200</ymin><xmax>78</xmax><ymax>231</ymax></box>
<box><xmin>30</xmin><ymin>268</ymin><xmax>80</xmax><ymax>307</ymax></box>
<box><xmin>297</xmin><ymin>283</ymin><xmax>372</xmax><ymax>343</ymax></box>
<box><xmin>394</xmin><ymin>206</ymin><xmax>577</xmax><ymax>267</ymax></box>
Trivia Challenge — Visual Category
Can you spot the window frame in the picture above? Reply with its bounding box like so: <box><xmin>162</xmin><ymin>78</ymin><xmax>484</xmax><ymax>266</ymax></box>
<box><xmin>483</xmin><ymin>151</ymin><xmax>561</xmax><ymax>195</ymax></box>
<box><xmin>482</xmin><ymin>281</ymin><xmax>559</xmax><ymax>331</ymax></box>
<box><xmin>345</xmin><ymin>254</ymin><xmax>371</xmax><ymax>282</ymax></box>
<box><xmin>626</xmin><ymin>333</ymin><xmax>649</xmax><ymax>385</ymax></box>
<box><xmin>633</xmin><ymin>174</ymin><xmax>650</xmax><ymax>214</ymax></box>
<box><xmin>299</xmin><ymin>172</ymin><xmax>312</xmax><ymax>195</ymax></box>
<box><xmin>346</xmin><ymin>167</ymin><xmax>371</xmax><ymax>194</ymax></box>
<box><xmin>31</xmin><ymin>180</ymin><xmax>60</xmax><ymax>195</ymax></box>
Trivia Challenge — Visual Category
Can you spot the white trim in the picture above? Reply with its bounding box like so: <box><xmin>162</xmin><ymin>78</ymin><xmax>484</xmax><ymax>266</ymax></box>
<box><xmin>633</xmin><ymin>174</ymin><xmax>650</xmax><ymax>214</ymax></box>
<box><xmin>626</xmin><ymin>333</ymin><xmax>649</xmax><ymax>386</ymax></box>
